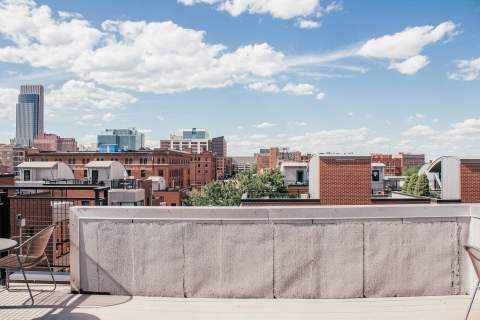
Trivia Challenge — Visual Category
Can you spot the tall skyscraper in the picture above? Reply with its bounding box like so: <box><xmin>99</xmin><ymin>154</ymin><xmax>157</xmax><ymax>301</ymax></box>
<box><xmin>16</xmin><ymin>85</ymin><xmax>44</xmax><ymax>146</ymax></box>
<box><xmin>212</xmin><ymin>136</ymin><xmax>227</xmax><ymax>157</ymax></box>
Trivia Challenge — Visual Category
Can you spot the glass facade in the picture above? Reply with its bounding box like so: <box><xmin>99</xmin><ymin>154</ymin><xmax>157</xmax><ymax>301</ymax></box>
<box><xmin>181</xmin><ymin>128</ymin><xmax>208</xmax><ymax>139</ymax></box>
<box><xmin>16</xmin><ymin>89</ymin><xmax>43</xmax><ymax>146</ymax></box>
<box><xmin>97</xmin><ymin>128</ymin><xmax>145</xmax><ymax>151</ymax></box>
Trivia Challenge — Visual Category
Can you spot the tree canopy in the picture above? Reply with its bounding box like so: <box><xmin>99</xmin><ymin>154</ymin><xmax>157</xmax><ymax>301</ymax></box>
<box><xmin>185</xmin><ymin>168</ymin><xmax>288</xmax><ymax>206</ymax></box>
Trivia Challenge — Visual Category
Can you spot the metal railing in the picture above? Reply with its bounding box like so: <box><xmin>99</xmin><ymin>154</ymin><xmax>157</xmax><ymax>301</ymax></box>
<box><xmin>0</xmin><ymin>185</ymin><xmax>109</xmax><ymax>272</ymax></box>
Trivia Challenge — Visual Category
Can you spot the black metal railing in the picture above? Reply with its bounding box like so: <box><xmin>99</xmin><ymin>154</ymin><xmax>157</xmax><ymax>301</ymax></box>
<box><xmin>0</xmin><ymin>185</ymin><xmax>109</xmax><ymax>272</ymax></box>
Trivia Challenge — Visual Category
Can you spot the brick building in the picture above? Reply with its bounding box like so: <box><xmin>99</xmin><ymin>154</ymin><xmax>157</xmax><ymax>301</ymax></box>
<box><xmin>460</xmin><ymin>159</ymin><xmax>480</xmax><ymax>203</ymax></box>
<box><xmin>371</xmin><ymin>154</ymin><xmax>402</xmax><ymax>176</ymax></box>
<box><xmin>255</xmin><ymin>147</ymin><xmax>304</xmax><ymax>173</ymax></box>
<box><xmin>33</xmin><ymin>133</ymin><xmax>78</xmax><ymax>152</ymax></box>
<box><xmin>393</xmin><ymin>153</ymin><xmax>425</xmax><ymax>171</ymax></box>
<box><xmin>27</xmin><ymin>149</ymin><xmax>194</xmax><ymax>188</ymax></box>
<box><xmin>371</xmin><ymin>153</ymin><xmax>425</xmax><ymax>176</ymax></box>
<box><xmin>190</xmin><ymin>151</ymin><xmax>214</xmax><ymax>188</ymax></box>
<box><xmin>309</xmin><ymin>155</ymin><xmax>372</xmax><ymax>205</ymax></box>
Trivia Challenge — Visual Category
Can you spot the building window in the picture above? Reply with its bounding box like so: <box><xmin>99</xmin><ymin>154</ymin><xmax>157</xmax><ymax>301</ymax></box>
<box><xmin>83</xmin><ymin>170</ymin><xmax>88</xmax><ymax>178</ymax></box>
<box><xmin>126</xmin><ymin>170</ymin><xmax>131</xmax><ymax>176</ymax></box>
<box><xmin>141</xmin><ymin>170</ymin><xmax>146</xmax><ymax>178</ymax></box>
<box><xmin>158</xmin><ymin>169</ymin><xmax>164</xmax><ymax>177</ymax></box>
<box><xmin>23</xmin><ymin>170</ymin><xmax>30</xmax><ymax>181</ymax></box>
<box><xmin>296</xmin><ymin>170</ymin><xmax>304</xmax><ymax>183</ymax></box>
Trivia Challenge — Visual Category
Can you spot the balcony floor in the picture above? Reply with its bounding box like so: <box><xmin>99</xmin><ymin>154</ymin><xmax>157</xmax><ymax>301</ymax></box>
<box><xmin>0</xmin><ymin>284</ymin><xmax>478</xmax><ymax>320</ymax></box>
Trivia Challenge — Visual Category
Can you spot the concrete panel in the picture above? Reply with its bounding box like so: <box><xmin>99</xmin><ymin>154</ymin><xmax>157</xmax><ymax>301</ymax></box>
<box><xmin>184</xmin><ymin>224</ymin><xmax>222</xmax><ymax>297</ymax></box>
<box><xmin>97</xmin><ymin>222</ymin><xmax>134</xmax><ymax>295</ymax></box>
<box><xmin>132</xmin><ymin>222</ymin><xmax>185</xmax><ymax>297</ymax></box>
<box><xmin>79</xmin><ymin>221</ymin><xmax>99</xmax><ymax>293</ymax></box>
<box><xmin>457</xmin><ymin>220</ymin><xmax>469</xmax><ymax>294</ymax></box>
<box><xmin>222</xmin><ymin>224</ymin><xmax>273</xmax><ymax>298</ymax></box>
<box><xmin>364</xmin><ymin>222</ymin><xmax>458</xmax><ymax>297</ymax></box>
<box><xmin>274</xmin><ymin>224</ymin><xmax>363</xmax><ymax>298</ymax></box>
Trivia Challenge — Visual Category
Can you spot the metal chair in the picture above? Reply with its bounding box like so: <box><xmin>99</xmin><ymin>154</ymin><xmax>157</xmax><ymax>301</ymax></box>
<box><xmin>0</xmin><ymin>225</ymin><xmax>56</xmax><ymax>305</ymax></box>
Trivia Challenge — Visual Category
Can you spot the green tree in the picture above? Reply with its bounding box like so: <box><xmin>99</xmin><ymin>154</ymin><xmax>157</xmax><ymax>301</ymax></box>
<box><xmin>237</xmin><ymin>168</ymin><xmax>287</xmax><ymax>197</ymax></box>
<box><xmin>184</xmin><ymin>181</ymin><xmax>242</xmax><ymax>206</ymax></box>
<box><xmin>407</xmin><ymin>174</ymin><xmax>418</xmax><ymax>194</ymax></box>
<box><xmin>414</xmin><ymin>174</ymin><xmax>430</xmax><ymax>197</ymax></box>
<box><xmin>402</xmin><ymin>175</ymin><xmax>411</xmax><ymax>193</ymax></box>
<box><xmin>402</xmin><ymin>166</ymin><xmax>421</xmax><ymax>176</ymax></box>
<box><xmin>185</xmin><ymin>168</ymin><xmax>288</xmax><ymax>206</ymax></box>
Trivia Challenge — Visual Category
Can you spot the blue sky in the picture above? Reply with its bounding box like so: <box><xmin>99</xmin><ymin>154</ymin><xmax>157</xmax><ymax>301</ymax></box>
<box><xmin>0</xmin><ymin>0</ymin><xmax>479</xmax><ymax>159</ymax></box>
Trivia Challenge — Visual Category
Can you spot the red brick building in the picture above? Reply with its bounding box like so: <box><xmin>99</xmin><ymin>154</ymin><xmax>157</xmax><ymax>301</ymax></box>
<box><xmin>255</xmin><ymin>147</ymin><xmax>304</xmax><ymax>173</ymax></box>
<box><xmin>33</xmin><ymin>134</ymin><xmax>78</xmax><ymax>152</ymax></box>
<box><xmin>190</xmin><ymin>151</ymin><xmax>214</xmax><ymax>188</ymax></box>
<box><xmin>309</xmin><ymin>155</ymin><xmax>372</xmax><ymax>205</ymax></box>
<box><xmin>371</xmin><ymin>153</ymin><xmax>425</xmax><ymax>176</ymax></box>
<box><xmin>371</xmin><ymin>154</ymin><xmax>402</xmax><ymax>176</ymax></box>
<box><xmin>27</xmin><ymin>149</ymin><xmax>194</xmax><ymax>188</ymax></box>
<box><xmin>460</xmin><ymin>158</ymin><xmax>480</xmax><ymax>203</ymax></box>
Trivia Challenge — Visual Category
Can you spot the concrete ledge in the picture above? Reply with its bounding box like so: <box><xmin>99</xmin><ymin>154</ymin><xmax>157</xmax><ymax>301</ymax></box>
<box><xmin>70</xmin><ymin>205</ymin><xmax>479</xmax><ymax>298</ymax></box>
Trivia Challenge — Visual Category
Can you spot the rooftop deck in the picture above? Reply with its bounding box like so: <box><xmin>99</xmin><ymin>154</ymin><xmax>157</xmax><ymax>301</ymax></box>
<box><xmin>0</xmin><ymin>285</ymin><xmax>478</xmax><ymax>320</ymax></box>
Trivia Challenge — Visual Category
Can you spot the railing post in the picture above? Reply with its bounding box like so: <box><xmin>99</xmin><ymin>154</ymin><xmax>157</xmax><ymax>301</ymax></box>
<box><xmin>0</xmin><ymin>192</ymin><xmax>10</xmax><ymax>239</ymax></box>
<box><xmin>0</xmin><ymin>192</ymin><xmax>10</xmax><ymax>285</ymax></box>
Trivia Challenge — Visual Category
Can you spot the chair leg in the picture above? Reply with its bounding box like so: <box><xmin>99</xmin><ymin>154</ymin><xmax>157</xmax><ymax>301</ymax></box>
<box><xmin>15</xmin><ymin>254</ymin><xmax>34</xmax><ymax>306</ymax></box>
<box><xmin>44</xmin><ymin>254</ymin><xmax>56</xmax><ymax>291</ymax></box>
<box><xmin>5</xmin><ymin>268</ymin><xmax>10</xmax><ymax>291</ymax></box>
<box><xmin>465</xmin><ymin>280</ymin><xmax>480</xmax><ymax>320</ymax></box>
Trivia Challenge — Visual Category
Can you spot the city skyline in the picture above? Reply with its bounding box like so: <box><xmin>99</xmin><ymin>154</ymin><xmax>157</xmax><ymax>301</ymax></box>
<box><xmin>0</xmin><ymin>0</ymin><xmax>479</xmax><ymax>158</ymax></box>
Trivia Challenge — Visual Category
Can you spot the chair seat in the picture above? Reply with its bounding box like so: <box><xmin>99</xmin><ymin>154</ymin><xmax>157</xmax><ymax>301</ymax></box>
<box><xmin>0</xmin><ymin>254</ymin><xmax>45</xmax><ymax>269</ymax></box>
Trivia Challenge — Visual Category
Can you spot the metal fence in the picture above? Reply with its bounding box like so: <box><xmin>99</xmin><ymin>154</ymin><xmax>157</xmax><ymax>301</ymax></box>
<box><xmin>0</xmin><ymin>186</ymin><xmax>108</xmax><ymax>272</ymax></box>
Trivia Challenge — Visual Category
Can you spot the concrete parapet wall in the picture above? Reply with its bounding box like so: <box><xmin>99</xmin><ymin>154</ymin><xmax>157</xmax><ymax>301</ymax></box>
<box><xmin>70</xmin><ymin>205</ymin><xmax>479</xmax><ymax>298</ymax></box>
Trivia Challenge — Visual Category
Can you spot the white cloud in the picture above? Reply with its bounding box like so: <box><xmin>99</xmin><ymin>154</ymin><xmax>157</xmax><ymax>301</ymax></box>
<box><xmin>46</xmin><ymin>80</ymin><xmax>137</xmax><ymax>112</ymax></box>
<box><xmin>447</xmin><ymin>118</ymin><xmax>480</xmax><ymax>136</ymax></box>
<box><xmin>237</xmin><ymin>125</ymin><xmax>244</xmax><ymax>129</ymax></box>
<box><xmin>81</xmin><ymin>114</ymin><xmax>94</xmax><ymax>120</ymax></box>
<box><xmin>250</xmin><ymin>133</ymin><xmax>267</xmax><ymax>139</ymax></box>
<box><xmin>448</xmin><ymin>57</ymin><xmax>480</xmax><ymax>81</ymax></box>
<box><xmin>347</xmin><ymin>112</ymin><xmax>354</xmax><ymax>117</ymax></box>
<box><xmin>282</xmin><ymin>82</ymin><xmax>315</xmax><ymax>95</ymax></box>
<box><xmin>294</xmin><ymin>121</ymin><xmax>307</xmax><ymax>126</ymax></box>
<box><xmin>247</xmin><ymin>81</ymin><xmax>280</xmax><ymax>93</ymax></box>
<box><xmin>138</xmin><ymin>128</ymin><xmax>152</xmax><ymax>133</ymax></box>
<box><xmin>156</xmin><ymin>115</ymin><xmax>165</xmax><ymax>121</ymax></box>
<box><xmin>0</xmin><ymin>87</ymin><xmax>19</xmax><ymax>120</ymax></box>
<box><xmin>388</xmin><ymin>55</ymin><xmax>429</xmax><ymax>75</ymax></box>
<box><xmin>217</xmin><ymin>0</ymin><xmax>320</xmax><ymax>19</ymax></box>
<box><xmin>101</xmin><ymin>112</ymin><xmax>115</xmax><ymax>122</ymax></box>
<box><xmin>254</xmin><ymin>122</ymin><xmax>276</xmax><ymax>129</ymax></box>
<box><xmin>401</xmin><ymin>125</ymin><xmax>436</xmax><ymax>137</ymax></box>
<box><xmin>357</xmin><ymin>21</ymin><xmax>457</xmax><ymax>60</ymax></box>
<box><xmin>296</xmin><ymin>19</ymin><xmax>321</xmax><ymax>29</ymax></box>
<box><xmin>0</xmin><ymin>1</ymin><xmax>287</xmax><ymax>94</ymax></box>
<box><xmin>316</xmin><ymin>92</ymin><xmax>326</xmax><ymax>100</ymax></box>
<box><xmin>0</xmin><ymin>0</ymin><xmax>102</xmax><ymax>68</ymax></box>
<box><xmin>366</xmin><ymin>137</ymin><xmax>390</xmax><ymax>145</ymax></box>
<box><xmin>72</xmin><ymin>21</ymin><xmax>286</xmax><ymax>93</ymax></box>
<box><xmin>357</xmin><ymin>21</ymin><xmax>457</xmax><ymax>75</ymax></box>
<box><xmin>179</xmin><ymin>0</ymin><xmax>342</xmax><ymax>29</ymax></box>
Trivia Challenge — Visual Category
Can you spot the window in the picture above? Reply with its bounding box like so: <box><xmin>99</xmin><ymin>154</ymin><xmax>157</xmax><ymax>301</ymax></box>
<box><xmin>158</xmin><ymin>169</ymin><xmax>164</xmax><ymax>176</ymax></box>
<box><xmin>83</xmin><ymin>170</ymin><xmax>87</xmax><ymax>178</ymax></box>
<box><xmin>141</xmin><ymin>170</ymin><xmax>146</xmax><ymax>178</ymax></box>
<box><xmin>126</xmin><ymin>170</ymin><xmax>132</xmax><ymax>176</ymax></box>
<box><xmin>23</xmin><ymin>170</ymin><xmax>30</xmax><ymax>181</ymax></box>
<box><xmin>372</xmin><ymin>170</ymin><xmax>380</xmax><ymax>182</ymax></box>
<box><xmin>296</xmin><ymin>170</ymin><xmax>304</xmax><ymax>183</ymax></box>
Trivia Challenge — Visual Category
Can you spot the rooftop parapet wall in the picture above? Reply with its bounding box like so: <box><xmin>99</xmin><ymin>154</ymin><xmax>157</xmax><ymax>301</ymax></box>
<box><xmin>70</xmin><ymin>205</ymin><xmax>478</xmax><ymax>298</ymax></box>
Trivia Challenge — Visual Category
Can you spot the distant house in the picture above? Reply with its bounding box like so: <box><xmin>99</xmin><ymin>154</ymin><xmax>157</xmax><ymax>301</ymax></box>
<box><xmin>17</xmin><ymin>161</ymin><xmax>74</xmax><ymax>186</ymax></box>
<box><xmin>84</xmin><ymin>161</ymin><xmax>127</xmax><ymax>186</ymax></box>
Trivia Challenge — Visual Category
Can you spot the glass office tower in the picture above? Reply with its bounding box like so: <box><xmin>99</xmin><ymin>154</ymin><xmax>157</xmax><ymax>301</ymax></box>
<box><xmin>16</xmin><ymin>85</ymin><xmax>44</xmax><ymax>146</ymax></box>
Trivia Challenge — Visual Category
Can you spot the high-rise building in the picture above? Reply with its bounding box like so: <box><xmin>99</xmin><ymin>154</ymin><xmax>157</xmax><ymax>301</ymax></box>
<box><xmin>160</xmin><ymin>135</ymin><xmax>211</xmax><ymax>154</ymax></box>
<box><xmin>211</xmin><ymin>136</ymin><xmax>227</xmax><ymax>157</ymax></box>
<box><xmin>180</xmin><ymin>128</ymin><xmax>209</xmax><ymax>139</ymax></box>
<box><xmin>16</xmin><ymin>85</ymin><xmax>44</xmax><ymax>146</ymax></box>
<box><xmin>97</xmin><ymin>128</ymin><xmax>145</xmax><ymax>152</ymax></box>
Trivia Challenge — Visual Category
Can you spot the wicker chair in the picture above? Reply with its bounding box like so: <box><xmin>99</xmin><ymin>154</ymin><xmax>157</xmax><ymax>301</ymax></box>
<box><xmin>0</xmin><ymin>225</ymin><xmax>56</xmax><ymax>305</ymax></box>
